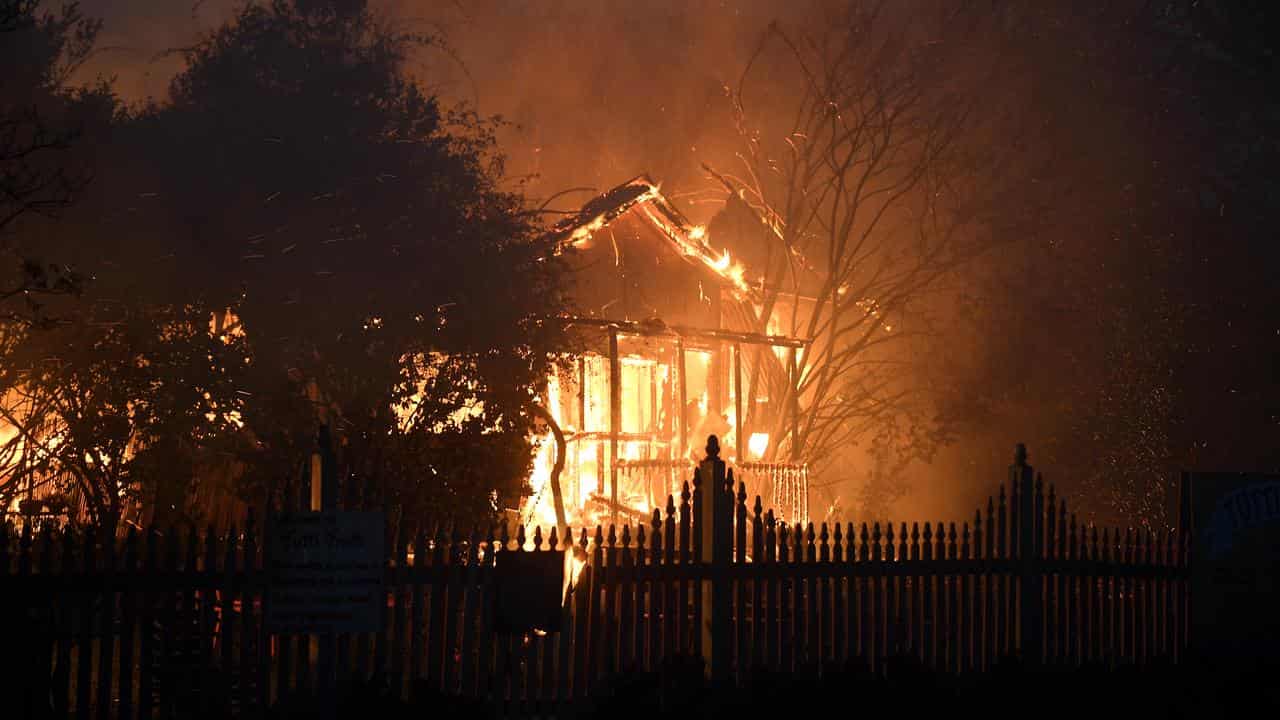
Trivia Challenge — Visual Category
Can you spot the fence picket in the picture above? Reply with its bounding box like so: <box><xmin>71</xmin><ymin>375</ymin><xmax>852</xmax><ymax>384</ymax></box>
<box><xmin>803</xmin><ymin>523</ymin><xmax>817</xmax><ymax>670</ymax></box>
<box><xmin>632</xmin><ymin>524</ymin><xmax>646</xmax><ymax>675</ymax></box>
<box><xmin>218</xmin><ymin>525</ymin><xmax>237</xmax><ymax>718</ymax></box>
<box><xmin>663</xmin><ymin>496</ymin><xmax>677</xmax><ymax>665</ymax></box>
<box><xmin>76</xmin><ymin>528</ymin><xmax>94</xmax><ymax>720</ymax></box>
<box><xmin>458</xmin><ymin>527</ymin><xmax>482</xmax><ymax>697</ymax></box>
<box><xmin>735</xmin><ymin>486</ymin><xmax>749</xmax><ymax>681</ymax></box>
<box><xmin>537</xmin><ymin>603</ymin><xmax>555</xmax><ymax>710</ymax></box>
<box><xmin>893</xmin><ymin>525</ymin><xmax>904</xmax><ymax>666</ymax></box>
<box><xmin>424</xmin><ymin>524</ymin><xmax>448</xmax><ymax>692</ymax></box>
<box><xmin>571</xmin><ymin>529</ymin><xmax>591</xmax><ymax>700</ymax></box>
<box><xmin>1100</xmin><ymin>528</ymin><xmax>1112</xmax><ymax>664</ymax></box>
<box><xmin>617</xmin><ymin>525</ymin><xmax>634</xmax><ymax>674</ymax></box>
<box><xmin>1160</xmin><ymin>529</ymin><xmax>1172</xmax><ymax>661</ymax></box>
<box><xmin>243</xmin><ymin>513</ymin><xmax>262</xmax><ymax>718</ymax></box>
<box><xmin>648</xmin><ymin>510</ymin><xmax>664</xmax><ymax>673</ymax></box>
<box><xmin>477</xmin><ymin>526</ymin><xmax>500</xmax><ymax>699</ymax></box>
<box><xmin>1057</xmin><ymin>501</ymin><xmax>1068</xmax><ymax>663</ymax></box>
<box><xmin>764</xmin><ymin>512</ymin><xmax>779</xmax><ymax>671</ymax></box>
<box><xmin>55</xmin><ymin>529</ymin><xmax>76</xmax><ymax>720</ymax></box>
<box><xmin>818</xmin><ymin>522</ymin><xmax>831</xmax><ymax>670</ymax></box>
<box><xmin>962</xmin><ymin>517</ymin><xmax>967</xmax><ymax>671</ymax></box>
<box><xmin>1068</xmin><ymin>514</ymin><xmax>1079</xmax><ymax>664</ymax></box>
<box><xmin>391</xmin><ymin>524</ymin><xmax>409</xmax><ymax>696</ymax></box>
<box><xmin>557</xmin><ymin>526</ymin><xmax>576</xmax><ymax>701</ymax></box>
<box><xmin>678</xmin><ymin>484</ymin><xmax>690</xmax><ymax>656</ymax></box>
<box><xmin>198</xmin><ymin>527</ymin><xmax>218</xmax><ymax>708</ymax></box>
<box><xmin>27</xmin><ymin>529</ymin><xmax>54</xmax><ymax>718</ymax></box>
<box><xmin>444</xmin><ymin>526</ymin><xmax>466</xmax><ymax>695</ymax></box>
<box><xmin>587</xmin><ymin>526</ymin><xmax>604</xmax><ymax>692</ymax></box>
<box><xmin>7</xmin><ymin>445</ymin><xmax>1199</xmax><ymax>712</ymax></box>
<box><xmin>830</xmin><ymin>522</ymin><xmax>844</xmax><ymax>665</ymax></box>
<box><xmin>996</xmin><ymin>489</ymin><xmax>1008</xmax><ymax>659</ymax></box>
<box><xmin>865</xmin><ymin>523</ymin><xmax>878</xmax><ymax>670</ymax></box>
<box><xmin>117</xmin><ymin>529</ymin><xmax>139</xmax><ymax>720</ymax></box>
<box><xmin>92</xmin><ymin>528</ymin><xmax>115</xmax><ymax>720</ymax></box>
<box><xmin>778</xmin><ymin>522</ymin><xmax>794</xmax><ymax>672</ymax></box>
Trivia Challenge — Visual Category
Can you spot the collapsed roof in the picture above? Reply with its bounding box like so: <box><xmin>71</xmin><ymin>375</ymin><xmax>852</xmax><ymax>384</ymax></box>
<box><xmin>546</xmin><ymin>175</ymin><xmax>757</xmax><ymax>302</ymax></box>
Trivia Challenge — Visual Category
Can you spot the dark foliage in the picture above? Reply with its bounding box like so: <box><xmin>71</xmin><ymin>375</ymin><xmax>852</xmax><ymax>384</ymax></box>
<box><xmin>103</xmin><ymin>0</ymin><xmax>568</xmax><ymax>523</ymax></box>
<box><xmin>0</xmin><ymin>0</ymin><xmax>114</xmax><ymax>325</ymax></box>
<box><xmin>10</xmin><ymin>0</ymin><xmax>568</xmax><ymax>529</ymax></box>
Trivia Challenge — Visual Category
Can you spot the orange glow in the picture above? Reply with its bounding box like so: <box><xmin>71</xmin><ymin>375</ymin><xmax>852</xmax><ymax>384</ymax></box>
<box><xmin>520</xmin><ymin>350</ymin><xmax>689</xmax><ymax>529</ymax></box>
<box><xmin>632</xmin><ymin>185</ymin><xmax>756</xmax><ymax>299</ymax></box>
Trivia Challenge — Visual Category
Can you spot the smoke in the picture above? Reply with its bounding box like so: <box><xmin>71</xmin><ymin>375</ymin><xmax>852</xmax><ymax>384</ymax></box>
<box><xmin>74</xmin><ymin>0</ymin><xmax>798</xmax><ymax>217</ymax></box>
<box><xmin>62</xmin><ymin>0</ymin><xmax>1220</xmax><ymax>526</ymax></box>
<box><xmin>64</xmin><ymin>0</ymin><xmax>1015</xmax><ymax>520</ymax></box>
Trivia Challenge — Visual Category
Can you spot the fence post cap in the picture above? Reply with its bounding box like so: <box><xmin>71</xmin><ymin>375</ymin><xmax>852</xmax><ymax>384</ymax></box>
<box><xmin>705</xmin><ymin>434</ymin><xmax>721</xmax><ymax>459</ymax></box>
<box><xmin>1014</xmin><ymin>443</ymin><xmax>1028</xmax><ymax>466</ymax></box>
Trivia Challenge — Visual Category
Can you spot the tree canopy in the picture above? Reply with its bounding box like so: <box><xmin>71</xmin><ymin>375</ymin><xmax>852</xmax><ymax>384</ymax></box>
<box><xmin>3</xmin><ymin>0</ymin><xmax>567</xmax><ymax>530</ymax></box>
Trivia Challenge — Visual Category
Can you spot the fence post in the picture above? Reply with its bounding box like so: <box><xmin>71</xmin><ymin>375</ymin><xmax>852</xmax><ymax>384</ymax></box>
<box><xmin>316</xmin><ymin>426</ymin><xmax>338</xmax><ymax>712</ymax></box>
<box><xmin>1014</xmin><ymin>443</ymin><xmax>1042</xmax><ymax>666</ymax></box>
<box><xmin>698</xmin><ymin>435</ymin><xmax>731</xmax><ymax>686</ymax></box>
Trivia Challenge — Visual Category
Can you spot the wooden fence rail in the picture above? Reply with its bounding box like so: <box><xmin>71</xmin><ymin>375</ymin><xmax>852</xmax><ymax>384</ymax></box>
<box><xmin>0</xmin><ymin>443</ymin><xmax>1190</xmax><ymax>718</ymax></box>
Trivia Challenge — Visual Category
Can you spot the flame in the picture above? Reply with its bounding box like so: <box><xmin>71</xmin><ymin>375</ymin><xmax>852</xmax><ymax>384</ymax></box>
<box><xmin>395</xmin><ymin>352</ymin><xmax>488</xmax><ymax>433</ymax></box>
<box><xmin>522</xmin><ymin>372</ymin><xmax>565</xmax><ymax>529</ymax></box>
<box><xmin>632</xmin><ymin>192</ymin><xmax>755</xmax><ymax>299</ymax></box>
<box><xmin>524</xmin><ymin>431</ymin><xmax>561</xmax><ymax>529</ymax></box>
<box><xmin>712</xmin><ymin>250</ymin><xmax>731</xmax><ymax>272</ymax></box>
<box><xmin>568</xmin><ymin>216</ymin><xmax>606</xmax><ymax>247</ymax></box>
<box><xmin>559</xmin><ymin>184</ymin><xmax>662</xmax><ymax>252</ymax></box>
<box><xmin>748</xmin><ymin>432</ymin><xmax>769</xmax><ymax>460</ymax></box>
<box><xmin>563</xmin><ymin>547</ymin><xmax>587</xmax><ymax>604</ymax></box>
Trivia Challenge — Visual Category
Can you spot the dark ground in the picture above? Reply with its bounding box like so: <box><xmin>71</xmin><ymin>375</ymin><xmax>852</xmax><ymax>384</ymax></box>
<box><xmin>262</xmin><ymin>654</ymin><xmax>1280</xmax><ymax>720</ymax></box>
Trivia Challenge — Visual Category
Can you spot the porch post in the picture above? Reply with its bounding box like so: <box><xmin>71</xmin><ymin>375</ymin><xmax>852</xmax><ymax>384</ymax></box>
<box><xmin>677</xmin><ymin>339</ymin><xmax>688</xmax><ymax>459</ymax></box>
<box><xmin>733</xmin><ymin>343</ymin><xmax>744</xmax><ymax>461</ymax></box>
<box><xmin>609</xmin><ymin>328</ymin><xmax>621</xmax><ymax>525</ymax></box>
<box><xmin>788</xmin><ymin>347</ymin><xmax>800</xmax><ymax>462</ymax></box>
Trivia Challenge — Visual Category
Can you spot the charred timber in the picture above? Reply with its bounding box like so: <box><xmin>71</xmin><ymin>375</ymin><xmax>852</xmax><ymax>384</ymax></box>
<box><xmin>542</xmin><ymin>315</ymin><xmax>811</xmax><ymax>349</ymax></box>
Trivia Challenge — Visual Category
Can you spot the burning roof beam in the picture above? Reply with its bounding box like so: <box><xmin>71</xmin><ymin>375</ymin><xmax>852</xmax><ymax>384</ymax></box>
<box><xmin>546</xmin><ymin>175</ymin><xmax>761</xmax><ymax>303</ymax></box>
<box><xmin>543</xmin><ymin>314</ymin><xmax>811</xmax><ymax>349</ymax></box>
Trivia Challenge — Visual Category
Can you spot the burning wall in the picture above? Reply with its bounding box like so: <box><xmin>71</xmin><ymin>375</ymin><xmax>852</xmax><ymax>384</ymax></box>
<box><xmin>521</xmin><ymin>178</ymin><xmax>812</xmax><ymax>530</ymax></box>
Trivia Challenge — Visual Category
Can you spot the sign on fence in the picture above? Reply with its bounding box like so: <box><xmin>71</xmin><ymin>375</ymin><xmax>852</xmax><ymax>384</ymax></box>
<box><xmin>265</xmin><ymin>511</ymin><xmax>385</xmax><ymax>634</ymax></box>
<box><xmin>494</xmin><ymin>549</ymin><xmax>565</xmax><ymax>634</ymax></box>
<box><xmin>1184</xmin><ymin>472</ymin><xmax>1280</xmax><ymax>663</ymax></box>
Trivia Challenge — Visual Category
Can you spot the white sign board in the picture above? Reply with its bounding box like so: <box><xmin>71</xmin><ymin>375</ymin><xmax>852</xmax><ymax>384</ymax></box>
<box><xmin>266</xmin><ymin>512</ymin><xmax>385</xmax><ymax>634</ymax></box>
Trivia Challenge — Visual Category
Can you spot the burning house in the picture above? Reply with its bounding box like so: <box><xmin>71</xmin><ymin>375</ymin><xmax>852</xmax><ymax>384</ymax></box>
<box><xmin>520</xmin><ymin>176</ymin><xmax>812</xmax><ymax>532</ymax></box>
<box><xmin>1</xmin><ymin>174</ymin><xmax>815</xmax><ymax>536</ymax></box>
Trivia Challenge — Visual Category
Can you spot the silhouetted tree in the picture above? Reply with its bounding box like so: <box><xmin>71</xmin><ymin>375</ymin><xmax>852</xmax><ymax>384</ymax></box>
<box><xmin>0</xmin><ymin>0</ymin><xmax>112</xmax><ymax>326</ymax></box>
<box><xmin>0</xmin><ymin>302</ymin><xmax>250</xmax><ymax>533</ymax></box>
<box><xmin>65</xmin><ymin>0</ymin><xmax>567</xmax><ymax>524</ymax></box>
<box><xmin>704</xmin><ymin>2</ymin><xmax>1042</xmax><ymax>507</ymax></box>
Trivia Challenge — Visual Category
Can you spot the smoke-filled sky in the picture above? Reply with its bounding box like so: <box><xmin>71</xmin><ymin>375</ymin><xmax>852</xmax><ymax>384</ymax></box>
<box><xmin>61</xmin><ymin>0</ymin><xmax>1280</xmax><ymax>524</ymax></box>
<box><xmin>59</xmin><ymin>0</ymin><xmax>1151</xmax><ymax>521</ymax></box>
<box><xmin>77</xmin><ymin>0</ymin><xmax>796</xmax><ymax>219</ymax></box>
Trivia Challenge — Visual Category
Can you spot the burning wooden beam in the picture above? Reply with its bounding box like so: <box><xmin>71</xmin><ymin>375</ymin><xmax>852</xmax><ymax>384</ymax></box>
<box><xmin>542</xmin><ymin>315</ymin><xmax>811</xmax><ymax>349</ymax></box>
